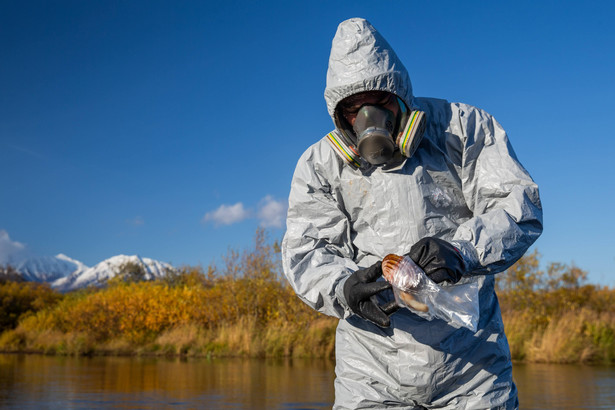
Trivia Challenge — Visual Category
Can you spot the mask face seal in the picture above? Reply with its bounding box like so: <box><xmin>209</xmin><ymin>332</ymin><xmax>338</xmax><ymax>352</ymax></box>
<box><xmin>352</xmin><ymin>105</ymin><xmax>397</xmax><ymax>165</ymax></box>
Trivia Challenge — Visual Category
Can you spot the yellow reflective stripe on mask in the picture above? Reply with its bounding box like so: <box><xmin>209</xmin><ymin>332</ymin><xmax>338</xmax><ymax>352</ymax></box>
<box><xmin>327</xmin><ymin>132</ymin><xmax>361</xmax><ymax>168</ymax></box>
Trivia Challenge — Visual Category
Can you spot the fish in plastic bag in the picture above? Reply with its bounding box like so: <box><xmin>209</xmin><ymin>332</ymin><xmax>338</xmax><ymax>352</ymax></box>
<box><xmin>382</xmin><ymin>254</ymin><xmax>479</xmax><ymax>331</ymax></box>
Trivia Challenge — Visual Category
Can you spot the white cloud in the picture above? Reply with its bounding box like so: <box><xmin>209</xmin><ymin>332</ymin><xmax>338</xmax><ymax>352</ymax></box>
<box><xmin>203</xmin><ymin>202</ymin><xmax>250</xmax><ymax>226</ymax></box>
<box><xmin>257</xmin><ymin>196</ymin><xmax>288</xmax><ymax>228</ymax></box>
<box><xmin>0</xmin><ymin>229</ymin><xmax>27</xmax><ymax>264</ymax></box>
<box><xmin>202</xmin><ymin>196</ymin><xmax>287</xmax><ymax>228</ymax></box>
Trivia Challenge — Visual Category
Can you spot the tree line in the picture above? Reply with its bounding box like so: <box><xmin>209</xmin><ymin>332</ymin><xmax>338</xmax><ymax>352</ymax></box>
<box><xmin>1</xmin><ymin>231</ymin><xmax>613</xmax><ymax>363</ymax></box>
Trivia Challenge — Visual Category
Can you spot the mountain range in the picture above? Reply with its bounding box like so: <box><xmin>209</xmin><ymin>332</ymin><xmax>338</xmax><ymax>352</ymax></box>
<box><xmin>1</xmin><ymin>253</ymin><xmax>175</xmax><ymax>291</ymax></box>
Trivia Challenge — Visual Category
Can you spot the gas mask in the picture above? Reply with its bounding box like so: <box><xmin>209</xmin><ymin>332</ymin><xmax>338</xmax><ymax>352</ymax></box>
<box><xmin>328</xmin><ymin>95</ymin><xmax>426</xmax><ymax>168</ymax></box>
<box><xmin>353</xmin><ymin>104</ymin><xmax>397</xmax><ymax>165</ymax></box>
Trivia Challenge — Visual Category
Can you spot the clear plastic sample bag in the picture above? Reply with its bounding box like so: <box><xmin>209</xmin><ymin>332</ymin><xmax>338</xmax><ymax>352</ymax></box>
<box><xmin>382</xmin><ymin>254</ymin><xmax>479</xmax><ymax>332</ymax></box>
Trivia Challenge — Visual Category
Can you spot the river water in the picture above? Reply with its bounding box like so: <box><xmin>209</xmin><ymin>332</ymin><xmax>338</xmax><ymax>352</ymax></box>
<box><xmin>0</xmin><ymin>354</ymin><xmax>614</xmax><ymax>409</ymax></box>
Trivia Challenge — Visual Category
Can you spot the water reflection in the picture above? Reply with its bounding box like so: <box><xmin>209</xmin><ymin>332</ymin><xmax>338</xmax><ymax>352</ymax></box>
<box><xmin>0</xmin><ymin>355</ymin><xmax>335</xmax><ymax>409</ymax></box>
<box><xmin>1</xmin><ymin>354</ymin><xmax>614</xmax><ymax>409</ymax></box>
<box><xmin>514</xmin><ymin>363</ymin><xmax>615</xmax><ymax>409</ymax></box>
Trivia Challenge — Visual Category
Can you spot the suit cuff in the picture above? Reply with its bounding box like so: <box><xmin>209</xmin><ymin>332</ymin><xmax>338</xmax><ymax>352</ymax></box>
<box><xmin>449</xmin><ymin>240</ymin><xmax>481</xmax><ymax>274</ymax></box>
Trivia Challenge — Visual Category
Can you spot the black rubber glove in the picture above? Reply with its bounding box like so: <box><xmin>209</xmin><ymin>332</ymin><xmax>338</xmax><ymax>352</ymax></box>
<box><xmin>407</xmin><ymin>237</ymin><xmax>465</xmax><ymax>284</ymax></box>
<box><xmin>343</xmin><ymin>261</ymin><xmax>399</xmax><ymax>327</ymax></box>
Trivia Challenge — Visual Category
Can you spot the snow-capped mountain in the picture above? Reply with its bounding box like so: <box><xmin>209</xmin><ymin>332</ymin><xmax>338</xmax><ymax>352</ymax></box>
<box><xmin>51</xmin><ymin>254</ymin><xmax>175</xmax><ymax>291</ymax></box>
<box><xmin>10</xmin><ymin>254</ymin><xmax>88</xmax><ymax>283</ymax></box>
<box><xmin>2</xmin><ymin>251</ymin><xmax>176</xmax><ymax>291</ymax></box>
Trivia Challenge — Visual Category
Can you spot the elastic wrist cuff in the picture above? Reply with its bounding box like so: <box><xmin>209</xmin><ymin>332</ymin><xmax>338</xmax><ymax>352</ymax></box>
<box><xmin>449</xmin><ymin>240</ymin><xmax>480</xmax><ymax>274</ymax></box>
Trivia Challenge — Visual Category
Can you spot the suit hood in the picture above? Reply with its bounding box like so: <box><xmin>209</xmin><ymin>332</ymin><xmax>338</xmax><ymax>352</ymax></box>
<box><xmin>324</xmin><ymin>18</ymin><xmax>414</xmax><ymax>121</ymax></box>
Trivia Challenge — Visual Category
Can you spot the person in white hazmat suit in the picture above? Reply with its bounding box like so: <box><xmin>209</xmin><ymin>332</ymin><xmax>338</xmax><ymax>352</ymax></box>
<box><xmin>282</xmin><ymin>18</ymin><xmax>542</xmax><ymax>409</ymax></box>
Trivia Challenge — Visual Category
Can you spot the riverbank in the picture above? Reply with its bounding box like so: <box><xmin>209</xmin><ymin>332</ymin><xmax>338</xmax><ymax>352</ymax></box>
<box><xmin>0</xmin><ymin>274</ymin><xmax>338</xmax><ymax>358</ymax></box>
<box><xmin>1</xmin><ymin>278</ymin><xmax>614</xmax><ymax>363</ymax></box>
<box><xmin>1</xmin><ymin>235</ymin><xmax>614</xmax><ymax>363</ymax></box>
<box><xmin>2</xmin><ymin>280</ymin><xmax>614</xmax><ymax>363</ymax></box>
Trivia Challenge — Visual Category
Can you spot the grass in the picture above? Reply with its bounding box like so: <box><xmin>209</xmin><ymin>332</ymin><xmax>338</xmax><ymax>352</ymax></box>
<box><xmin>1</xmin><ymin>233</ymin><xmax>613</xmax><ymax>363</ymax></box>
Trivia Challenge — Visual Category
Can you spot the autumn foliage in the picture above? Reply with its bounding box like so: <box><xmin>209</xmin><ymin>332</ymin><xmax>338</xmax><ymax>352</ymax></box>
<box><xmin>0</xmin><ymin>230</ymin><xmax>334</xmax><ymax>358</ymax></box>
<box><xmin>496</xmin><ymin>250</ymin><xmax>615</xmax><ymax>363</ymax></box>
<box><xmin>0</xmin><ymin>279</ymin><xmax>62</xmax><ymax>332</ymax></box>
<box><xmin>1</xmin><ymin>233</ymin><xmax>613</xmax><ymax>363</ymax></box>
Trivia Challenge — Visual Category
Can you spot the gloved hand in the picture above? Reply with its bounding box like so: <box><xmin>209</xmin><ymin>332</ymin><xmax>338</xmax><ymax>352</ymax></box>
<box><xmin>343</xmin><ymin>261</ymin><xmax>399</xmax><ymax>327</ymax></box>
<box><xmin>407</xmin><ymin>237</ymin><xmax>465</xmax><ymax>284</ymax></box>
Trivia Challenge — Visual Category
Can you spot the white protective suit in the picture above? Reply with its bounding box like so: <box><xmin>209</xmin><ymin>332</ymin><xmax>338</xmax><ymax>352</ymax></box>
<box><xmin>282</xmin><ymin>18</ymin><xmax>543</xmax><ymax>409</ymax></box>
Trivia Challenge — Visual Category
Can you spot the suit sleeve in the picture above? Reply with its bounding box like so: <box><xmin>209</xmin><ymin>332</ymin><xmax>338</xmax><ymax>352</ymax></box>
<box><xmin>281</xmin><ymin>145</ymin><xmax>358</xmax><ymax>318</ymax></box>
<box><xmin>450</xmin><ymin>105</ymin><xmax>543</xmax><ymax>274</ymax></box>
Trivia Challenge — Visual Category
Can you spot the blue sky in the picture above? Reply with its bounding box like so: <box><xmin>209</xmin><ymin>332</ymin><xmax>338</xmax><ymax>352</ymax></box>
<box><xmin>1</xmin><ymin>1</ymin><xmax>614</xmax><ymax>285</ymax></box>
